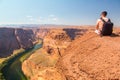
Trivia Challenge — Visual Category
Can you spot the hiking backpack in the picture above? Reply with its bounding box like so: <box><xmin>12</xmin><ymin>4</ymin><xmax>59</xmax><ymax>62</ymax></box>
<box><xmin>101</xmin><ymin>18</ymin><xmax>114</xmax><ymax>35</ymax></box>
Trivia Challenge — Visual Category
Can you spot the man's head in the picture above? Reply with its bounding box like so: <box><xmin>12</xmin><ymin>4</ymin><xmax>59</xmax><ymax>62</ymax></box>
<box><xmin>101</xmin><ymin>11</ymin><xmax>107</xmax><ymax>17</ymax></box>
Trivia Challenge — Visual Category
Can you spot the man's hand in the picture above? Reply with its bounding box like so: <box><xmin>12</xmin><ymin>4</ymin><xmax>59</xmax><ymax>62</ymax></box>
<box><xmin>95</xmin><ymin>30</ymin><xmax>100</xmax><ymax>34</ymax></box>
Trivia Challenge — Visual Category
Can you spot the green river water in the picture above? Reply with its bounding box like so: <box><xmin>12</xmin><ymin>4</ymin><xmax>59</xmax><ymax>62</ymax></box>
<box><xmin>0</xmin><ymin>42</ymin><xmax>42</xmax><ymax>80</ymax></box>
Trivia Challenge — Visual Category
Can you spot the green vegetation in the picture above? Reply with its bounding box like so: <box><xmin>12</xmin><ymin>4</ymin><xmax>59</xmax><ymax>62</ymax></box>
<box><xmin>0</xmin><ymin>58</ymin><xmax>6</xmax><ymax>64</ymax></box>
<box><xmin>24</xmin><ymin>46</ymin><xmax>62</xmax><ymax>80</ymax></box>
<box><xmin>0</xmin><ymin>40</ymin><xmax>42</xmax><ymax>80</ymax></box>
<box><xmin>0</xmin><ymin>49</ymin><xmax>24</xmax><ymax>64</ymax></box>
<box><xmin>0</xmin><ymin>48</ymin><xmax>25</xmax><ymax>80</ymax></box>
<box><xmin>34</xmin><ymin>50</ymin><xmax>59</xmax><ymax>67</ymax></box>
<box><xmin>13</xmin><ymin>48</ymin><xmax>25</xmax><ymax>55</ymax></box>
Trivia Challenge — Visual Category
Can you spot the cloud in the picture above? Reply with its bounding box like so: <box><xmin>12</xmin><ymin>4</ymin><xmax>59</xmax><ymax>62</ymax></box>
<box><xmin>37</xmin><ymin>17</ymin><xmax>45</xmax><ymax>22</ymax></box>
<box><xmin>29</xmin><ymin>18</ymin><xmax>34</xmax><ymax>21</ymax></box>
<box><xmin>26</xmin><ymin>16</ymin><xmax>34</xmax><ymax>21</ymax></box>
<box><xmin>48</xmin><ymin>14</ymin><xmax>58</xmax><ymax>21</ymax></box>
<box><xmin>49</xmin><ymin>14</ymin><xmax>55</xmax><ymax>17</ymax></box>
<box><xmin>26</xmin><ymin>15</ymin><xmax>59</xmax><ymax>24</ymax></box>
<box><xmin>26</xmin><ymin>16</ymin><xmax>33</xmax><ymax>18</ymax></box>
<box><xmin>51</xmin><ymin>17</ymin><xmax>58</xmax><ymax>21</ymax></box>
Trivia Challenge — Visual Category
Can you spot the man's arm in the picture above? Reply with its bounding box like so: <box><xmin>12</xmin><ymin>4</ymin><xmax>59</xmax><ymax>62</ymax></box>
<box><xmin>95</xmin><ymin>19</ymin><xmax>100</xmax><ymax>30</ymax></box>
<box><xmin>96</xmin><ymin>23</ymin><xmax>99</xmax><ymax>30</ymax></box>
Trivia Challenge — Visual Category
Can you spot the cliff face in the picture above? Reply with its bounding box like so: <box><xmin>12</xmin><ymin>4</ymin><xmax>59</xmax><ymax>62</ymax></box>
<box><xmin>0</xmin><ymin>28</ymin><xmax>36</xmax><ymax>57</ymax></box>
<box><xmin>57</xmin><ymin>29</ymin><xmax>120</xmax><ymax>80</ymax></box>
<box><xmin>22</xmin><ymin>48</ymin><xmax>66</xmax><ymax>80</ymax></box>
<box><xmin>22</xmin><ymin>28</ymin><xmax>87</xmax><ymax>80</ymax></box>
<box><xmin>63</xmin><ymin>28</ymin><xmax>87</xmax><ymax>40</ymax></box>
<box><xmin>15</xmin><ymin>29</ymin><xmax>35</xmax><ymax>49</ymax></box>
<box><xmin>0</xmin><ymin>28</ymin><xmax>20</xmax><ymax>57</ymax></box>
<box><xmin>33</xmin><ymin>28</ymin><xmax>50</xmax><ymax>39</ymax></box>
<box><xmin>43</xmin><ymin>29</ymin><xmax>72</xmax><ymax>56</ymax></box>
<box><xmin>22</xmin><ymin>28</ymin><xmax>75</xmax><ymax>80</ymax></box>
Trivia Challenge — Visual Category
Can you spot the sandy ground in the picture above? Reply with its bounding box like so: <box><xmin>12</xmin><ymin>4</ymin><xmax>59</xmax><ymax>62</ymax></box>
<box><xmin>57</xmin><ymin>27</ymin><xmax>120</xmax><ymax>80</ymax></box>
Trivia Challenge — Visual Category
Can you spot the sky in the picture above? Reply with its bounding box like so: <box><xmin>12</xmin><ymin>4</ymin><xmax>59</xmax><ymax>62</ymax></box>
<box><xmin>0</xmin><ymin>0</ymin><xmax>120</xmax><ymax>26</ymax></box>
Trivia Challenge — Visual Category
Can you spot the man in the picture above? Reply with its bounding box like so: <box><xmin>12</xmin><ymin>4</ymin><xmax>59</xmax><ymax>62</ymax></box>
<box><xmin>95</xmin><ymin>11</ymin><xmax>113</xmax><ymax>35</ymax></box>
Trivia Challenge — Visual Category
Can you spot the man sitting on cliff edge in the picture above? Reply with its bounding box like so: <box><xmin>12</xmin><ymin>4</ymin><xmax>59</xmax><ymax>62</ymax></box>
<box><xmin>95</xmin><ymin>11</ymin><xmax>113</xmax><ymax>36</ymax></box>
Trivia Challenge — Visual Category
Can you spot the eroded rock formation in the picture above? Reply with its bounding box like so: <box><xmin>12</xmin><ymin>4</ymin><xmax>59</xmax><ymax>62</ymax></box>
<box><xmin>57</xmin><ymin>29</ymin><xmax>120</xmax><ymax>80</ymax></box>
<box><xmin>22</xmin><ymin>28</ymin><xmax>88</xmax><ymax>80</ymax></box>
<box><xmin>22</xmin><ymin>28</ymin><xmax>75</xmax><ymax>80</ymax></box>
<box><xmin>43</xmin><ymin>29</ymin><xmax>72</xmax><ymax>56</ymax></box>
<box><xmin>0</xmin><ymin>28</ymin><xmax>35</xmax><ymax>57</ymax></box>
<box><xmin>33</xmin><ymin>28</ymin><xmax>50</xmax><ymax>39</ymax></box>
<box><xmin>0</xmin><ymin>28</ymin><xmax>20</xmax><ymax>57</ymax></box>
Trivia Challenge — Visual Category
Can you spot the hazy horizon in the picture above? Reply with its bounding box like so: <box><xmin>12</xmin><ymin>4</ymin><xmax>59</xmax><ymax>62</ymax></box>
<box><xmin>0</xmin><ymin>0</ymin><xmax>120</xmax><ymax>26</ymax></box>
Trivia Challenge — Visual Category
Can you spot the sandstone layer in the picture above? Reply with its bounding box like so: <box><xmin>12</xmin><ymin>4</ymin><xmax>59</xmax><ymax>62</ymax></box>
<box><xmin>22</xmin><ymin>27</ymin><xmax>120</xmax><ymax>80</ymax></box>
<box><xmin>0</xmin><ymin>28</ymin><xmax>35</xmax><ymax>57</ymax></box>
<box><xmin>22</xmin><ymin>28</ymin><xmax>86</xmax><ymax>80</ymax></box>
<box><xmin>57</xmin><ymin>28</ymin><xmax>120</xmax><ymax>80</ymax></box>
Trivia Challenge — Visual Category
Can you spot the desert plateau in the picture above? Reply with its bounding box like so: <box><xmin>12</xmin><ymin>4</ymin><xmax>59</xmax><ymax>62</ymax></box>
<box><xmin>0</xmin><ymin>26</ymin><xmax>119</xmax><ymax>80</ymax></box>
<box><xmin>0</xmin><ymin>0</ymin><xmax>120</xmax><ymax>80</ymax></box>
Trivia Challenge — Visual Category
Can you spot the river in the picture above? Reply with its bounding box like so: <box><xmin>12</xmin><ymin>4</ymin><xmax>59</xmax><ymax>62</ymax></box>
<box><xmin>1</xmin><ymin>41</ymin><xmax>42</xmax><ymax>80</ymax></box>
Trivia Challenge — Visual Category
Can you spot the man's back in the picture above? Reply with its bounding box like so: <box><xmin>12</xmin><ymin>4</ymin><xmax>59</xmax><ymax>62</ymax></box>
<box><xmin>97</xmin><ymin>17</ymin><xmax>109</xmax><ymax>30</ymax></box>
<box><xmin>95</xmin><ymin>11</ymin><xmax>113</xmax><ymax>36</ymax></box>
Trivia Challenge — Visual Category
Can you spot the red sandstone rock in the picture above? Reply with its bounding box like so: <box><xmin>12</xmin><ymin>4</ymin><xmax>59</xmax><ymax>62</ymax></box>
<box><xmin>0</xmin><ymin>28</ymin><xmax>37</xmax><ymax>57</ymax></box>
<box><xmin>0</xmin><ymin>28</ymin><xmax>20</xmax><ymax>57</ymax></box>
<box><xmin>22</xmin><ymin>28</ymin><xmax>87</xmax><ymax>80</ymax></box>
<box><xmin>15</xmin><ymin>29</ymin><xmax>34</xmax><ymax>49</ymax></box>
<box><xmin>57</xmin><ymin>28</ymin><xmax>120</xmax><ymax>80</ymax></box>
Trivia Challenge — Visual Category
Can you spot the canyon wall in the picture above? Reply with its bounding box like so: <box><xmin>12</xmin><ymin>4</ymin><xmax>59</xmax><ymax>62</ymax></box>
<box><xmin>0</xmin><ymin>28</ymin><xmax>49</xmax><ymax>58</ymax></box>
<box><xmin>0</xmin><ymin>28</ymin><xmax>20</xmax><ymax>57</ymax></box>
<box><xmin>22</xmin><ymin>27</ymin><xmax>120</xmax><ymax>80</ymax></box>
<box><xmin>22</xmin><ymin>28</ymin><xmax>87</xmax><ymax>80</ymax></box>
<box><xmin>33</xmin><ymin>28</ymin><xmax>50</xmax><ymax>39</ymax></box>
<box><xmin>0</xmin><ymin>28</ymin><xmax>36</xmax><ymax>57</ymax></box>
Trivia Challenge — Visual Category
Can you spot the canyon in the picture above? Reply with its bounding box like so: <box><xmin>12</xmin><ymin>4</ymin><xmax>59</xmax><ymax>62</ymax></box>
<box><xmin>0</xmin><ymin>26</ymin><xmax>120</xmax><ymax>80</ymax></box>
<box><xmin>0</xmin><ymin>28</ymin><xmax>49</xmax><ymax>58</ymax></box>
<box><xmin>22</xmin><ymin>27</ymin><xmax>88</xmax><ymax>80</ymax></box>
<box><xmin>0</xmin><ymin>28</ymin><xmax>34</xmax><ymax>57</ymax></box>
<box><xmin>22</xmin><ymin>27</ymin><xmax>120</xmax><ymax>80</ymax></box>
